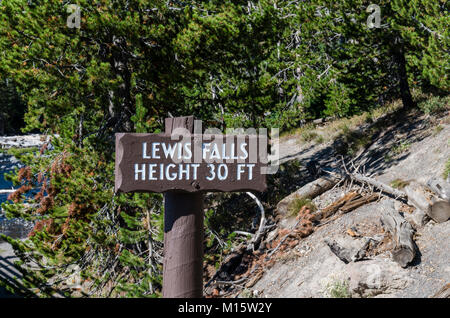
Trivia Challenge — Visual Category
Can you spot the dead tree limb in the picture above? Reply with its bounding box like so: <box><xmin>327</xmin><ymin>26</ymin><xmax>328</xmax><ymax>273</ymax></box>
<box><xmin>428</xmin><ymin>201</ymin><xmax>450</xmax><ymax>223</ymax></box>
<box><xmin>405</xmin><ymin>181</ymin><xmax>450</xmax><ymax>224</ymax></box>
<box><xmin>276</xmin><ymin>176</ymin><xmax>338</xmax><ymax>218</ymax></box>
<box><xmin>313</xmin><ymin>192</ymin><xmax>360</xmax><ymax>221</ymax></box>
<box><xmin>341</xmin><ymin>193</ymin><xmax>378</xmax><ymax>213</ymax></box>
<box><xmin>350</xmin><ymin>173</ymin><xmax>407</xmax><ymax>200</ymax></box>
<box><xmin>322</xmin><ymin>167</ymin><xmax>407</xmax><ymax>200</ymax></box>
<box><xmin>313</xmin><ymin>192</ymin><xmax>378</xmax><ymax>222</ymax></box>
<box><xmin>426</xmin><ymin>178</ymin><xmax>450</xmax><ymax>201</ymax></box>
<box><xmin>380</xmin><ymin>200</ymin><xmax>416</xmax><ymax>268</ymax></box>
<box><xmin>432</xmin><ymin>284</ymin><xmax>450</xmax><ymax>298</ymax></box>
<box><xmin>246</xmin><ymin>192</ymin><xmax>266</xmax><ymax>252</ymax></box>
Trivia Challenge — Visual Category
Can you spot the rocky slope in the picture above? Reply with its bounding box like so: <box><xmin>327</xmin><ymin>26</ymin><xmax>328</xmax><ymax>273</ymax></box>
<box><xmin>249</xmin><ymin>109</ymin><xmax>450</xmax><ymax>298</ymax></box>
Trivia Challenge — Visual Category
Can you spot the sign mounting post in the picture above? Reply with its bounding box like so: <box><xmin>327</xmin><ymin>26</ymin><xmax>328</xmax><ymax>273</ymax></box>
<box><xmin>162</xmin><ymin>116</ymin><xmax>204</xmax><ymax>298</ymax></box>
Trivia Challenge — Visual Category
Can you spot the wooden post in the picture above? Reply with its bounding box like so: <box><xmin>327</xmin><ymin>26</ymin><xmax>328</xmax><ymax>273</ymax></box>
<box><xmin>163</xmin><ymin>116</ymin><xmax>204</xmax><ymax>298</ymax></box>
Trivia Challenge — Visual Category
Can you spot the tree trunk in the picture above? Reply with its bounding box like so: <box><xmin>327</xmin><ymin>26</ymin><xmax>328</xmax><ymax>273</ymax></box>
<box><xmin>404</xmin><ymin>181</ymin><xmax>450</xmax><ymax>224</ymax></box>
<box><xmin>276</xmin><ymin>176</ymin><xmax>338</xmax><ymax>218</ymax></box>
<box><xmin>393</xmin><ymin>40</ymin><xmax>415</xmax><ymax>109</ymax></box>
<box><xmin>0</xmin><ymin>114</ymin><xmax>4</xmax><ymax>136</ymax></box>
<box><xmin>428</xmin><ymin>201</ymin><xmax>450</xmax><ymax>224</ymax></box>
<box><xmin>426</xmin><ymin>178</ymin><xmax>450</xmax><ymax>201</ymax></box>
<box><xmin>380</xmin><ymin>199</ymin><xmax>416</xmax><ymax>268</ymax></box>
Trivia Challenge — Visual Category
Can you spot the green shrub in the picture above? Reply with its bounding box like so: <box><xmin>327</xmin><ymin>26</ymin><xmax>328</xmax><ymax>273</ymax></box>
<box><xmin>287</xmin><ymin>196</ymin><xmax>317</xmax><ymax>217</ymax></box>
<box><xmin>314</xmin><ymin>134</ymin><xmax>325</xmax><ymax>144</ymax></box>
<box><xmin>391</xmin><ymin>141</ymin><xmax>411</xmax><ymax>156</ymax></box>
<box><xmin>418</xmin><ymin>95</ymin><xmax>450</xmax><ymax>114</ymax></box>
<box><xmin>324</xmin><ymin>280</ymin><xmax>351</xmax><ymax>298</ymax></box>
<box><xmin>444</xmin><ymin>158</ymin><xmax>450</xmax><ymax>179</ymax></box>
<box><xmin>390</xmin><ymin>178</ymin><xmax>410</xmax><ymax>189</ymax></box>
<box><xmin>433</xmin><ymin>125</ymin><xmax>444</xmax><ymax>136</ymax></box>
<box><xmin>301</xmin><ymin>130</ymin><xmax>319</xmax><ymax>143</ymax></box>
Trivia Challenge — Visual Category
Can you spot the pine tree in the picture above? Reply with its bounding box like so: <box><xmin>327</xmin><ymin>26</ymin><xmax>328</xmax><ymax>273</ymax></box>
<box><xmin>391</xmin><ymin>0</ymin><xmax>449</xmax><ymax>91</ymax></box>
<box><xmin>0</xmin><ymin>78</ymin><xmax>26</xmax><ymax>135</ymax></box>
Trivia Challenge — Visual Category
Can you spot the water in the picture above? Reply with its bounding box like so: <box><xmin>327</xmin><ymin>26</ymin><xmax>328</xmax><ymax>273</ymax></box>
<box><xmin>0</xmin><ymin>152</ymin><xmax>34</xmax><ymax>241</ymax></box>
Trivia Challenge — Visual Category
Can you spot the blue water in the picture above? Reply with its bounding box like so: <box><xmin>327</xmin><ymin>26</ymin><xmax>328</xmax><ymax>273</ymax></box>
<box><xmin>0</xmin><ymin>153</ymin><xmax>33</xmax><ymax>240</ymax></box>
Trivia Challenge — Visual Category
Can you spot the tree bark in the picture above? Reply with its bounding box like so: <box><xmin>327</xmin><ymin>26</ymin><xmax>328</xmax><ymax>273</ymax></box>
<box><xmin>393</xmin><ymin>39</ymin><xmax>415</xmax><ymax>109</ymax></box>
<box><xmin>314</xmin><ymin>192</ymin><xmax>360</xmax><ymax>221</ymax></box>
<box><xmin>404</xmin><ymin>181</ymin><xmax>450</xmax><ymax>224</ymax></box>
<box><xmin>350</xmin><ymin>172</ymin><xmax>407</xmax><ymax>200</ymax></box>
<box><xmin>428</xmin><ymin>201</ymin><xmax>450</xmax><ymax>224</ymax></box>
<box><xmin>276</xmin><ymin>176</ymin><xmax>338</xmax><ymax>218</ymax></box>
<box><xmin>380</xmin><ymin>200</ymin><xmax>416</xmax><ymax>268</ymax></box>
<box><xmin>0</xmin><ymin>114</ymin><xmax>4</xmax><ymax>136</ymax></box>
<box><xmin>426</xmin><ymin>178</ymin><xmax>450</xmax><ymax>201</ymax></box>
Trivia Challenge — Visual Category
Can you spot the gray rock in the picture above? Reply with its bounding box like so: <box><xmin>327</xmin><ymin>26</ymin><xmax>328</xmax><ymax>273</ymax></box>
<box><xmin>348</xmin><ymin>259</ymin><xmax>413</xmax><ymax>298</ymax></box>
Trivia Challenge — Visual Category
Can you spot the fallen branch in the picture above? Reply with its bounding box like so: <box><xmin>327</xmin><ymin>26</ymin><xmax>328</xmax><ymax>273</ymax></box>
<box><xmin>322</xmin><ymin>166</ymin><xmax>407</xmax><ymax>200</ymax></box>
<box><xmin>428</xmin><ymin>201</ymin><xmax>450</xmax><ymax>223</ymax></box>
<box><xmin>350</xmin><ymin>173</ymin><xmax>407</xmax><ymax>200</ymax></box>
<box><xmin>380</xmin><ymin>199</ymin><xmax>416</xmax><ymax>268</ymax></box>
<box><xmin>276</xmin><ymin>176</ymin><xmax>339</xmax><ymax>218</ymax></box>
<box><xmin>215</xmin><ymin>276</ymin><xmax>248</xmax><ymax>286</ymax></box>
<box><xmin>246</xmin><ymin>192</ymin><xmax>266</xmax><ymax>252</ymax></box>
<box><xmin>432</xmin><ymin>284</ymin><xmax>450</xmax><ymax>298</ymax></box>
<box><xmin>313</xmin><ymin>192</ymin><xmax>378</xmax><ymax>222</ymax></box>
<box><xmin>340</xmin><ymin>193</ymin><xmax>378</xmax><ymax>213</ymax></box>
<box><xmin>325</xmin><ymin>236</ymin><xmax>376</xmax><ymax>264</ymax></box>
<box><xmin>313</xmin><ymin>192</ymin><xmax>359</xmax><ymax>221</ymax></box>
<box><xmin>405</xmin><ymin>181</ymin><xmax>450</xmax><ymax>224</ymax></box>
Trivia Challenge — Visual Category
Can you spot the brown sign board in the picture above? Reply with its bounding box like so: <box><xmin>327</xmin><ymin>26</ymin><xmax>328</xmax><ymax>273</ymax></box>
<box><xmin>115</xmin><ymin>133</ymin><xmax>268</xmax><ymax>193</ymax></box>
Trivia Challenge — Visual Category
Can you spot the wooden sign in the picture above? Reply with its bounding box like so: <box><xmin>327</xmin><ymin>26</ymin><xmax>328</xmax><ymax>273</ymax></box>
<box><xmin>114</xmin><ymin>117</ymin><xmax>269</xmax><ymax>298</ymax></box>
<box><xmin>115</xmin><ymin>133</ymin><xmax>268</xmax><ymax>193</ymax></box>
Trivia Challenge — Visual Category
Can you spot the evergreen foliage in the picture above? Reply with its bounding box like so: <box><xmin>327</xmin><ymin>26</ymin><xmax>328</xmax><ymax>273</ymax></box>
<box><xmin>0</xmin><ymin>79</ymin><xmax>26</xmax><ymax>134</ymax></box>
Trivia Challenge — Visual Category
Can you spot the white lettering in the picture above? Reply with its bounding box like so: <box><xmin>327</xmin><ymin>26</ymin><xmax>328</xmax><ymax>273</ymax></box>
<box><xmin>202</xmin><ymin>143</ymin><xmax>211</xmax><ymax>160</ymax></box>
<box><xmin>206</xmin><ymin>164</ymin><xmax>215</xmax><ymax>181</ymax></box>
<box><xmin>135</xmin><ymin>164</ymin><xmax>146</xmax><ymax>181</ymax></box>
<box><xmin>178</xmin><ymin>164</ymin><xmax>190</xmax><ymax>180</ymax></box>
<box><xmin>210</xmin><ymin>143</ymin><xmax>220</xmax><ymax>160</ymax></box>
<box><xmin>240</xmin><ymin>142</ymin><xmax>248</xmax><ymax>160</ymax></box>
<box><xmin>222</xmin><ymin>143</ymin><xmax>230</xmax><ymax>160</ymax></box>
<box><xmin>162</xmin><ymin>143</ymin><xmax>177</xmax><ymax>159</ymax></box>
<box><xmin>159</xmin><ymin>163</ymin><xmax>164</xmax><ymax>180</ymax></box>
<box><xmin>191</xmin><ymin>164</ymin><xmax>200</xmax><ymax>180</ymax></box>
<box><xmin>237</xmin><ymin>164</ymin><xmax>246</xmax><ymax>180</ymax></box>
<box><xmin>177</xmin><ymin>142</ymin><xmax>183</xmax><ymax>160</ymax></box>
<box><xmin>217</xmin><ymin>164</ymin><xmax>228</xmax><ymax>180</ymax></box>
<box><xmin>148</xmin><ymin>164</ymin><xmax>157</xmax><ymax>180</ymax></box>
<box><xmin>142</xmin><ymin>142</ymin><xmax>151</xmax><ymax>159</ymax></box>
<box><xmin>184</xmin><ymin>143</ymin><xmax>192</xmax><ymax>160</ymax></box>
<box><xmin>152</xmin><ymin>142</ymin><xmax>161</xmax><ymax>159</ymax></box>
<box><xmin>165</xmin><ymin>163</ymin><xmax>177</xmax><ymax>181</ymax></box>
<box><xmin>247</xmin><ymin>164</ymin><xmax>255</xmax><ymax>180</ymax></box>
